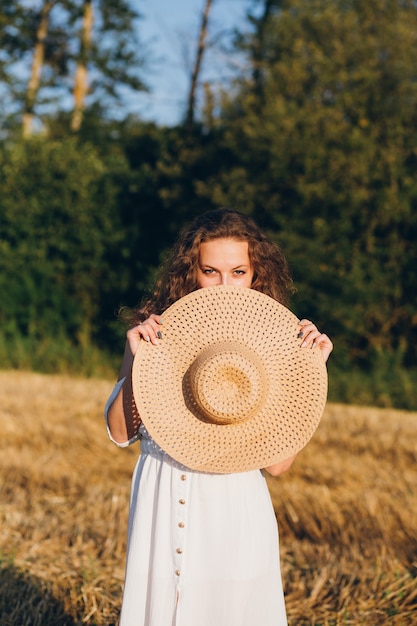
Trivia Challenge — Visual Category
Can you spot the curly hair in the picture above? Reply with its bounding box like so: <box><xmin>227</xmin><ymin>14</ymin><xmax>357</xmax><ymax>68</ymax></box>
<box><xmin>127</xmin><ymin>208</ymin><xmax>295</xmax><ymax>324</ymax></box>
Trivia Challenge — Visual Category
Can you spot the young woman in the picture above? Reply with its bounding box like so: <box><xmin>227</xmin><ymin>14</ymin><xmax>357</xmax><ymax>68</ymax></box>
<box><xmin>105</xmin><ymin>208</ymin><xmax>333</xmax><ymax>626</ymax></box>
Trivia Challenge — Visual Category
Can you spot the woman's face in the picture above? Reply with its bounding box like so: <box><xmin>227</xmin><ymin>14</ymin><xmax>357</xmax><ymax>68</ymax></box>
<box><xmin>197</xmin><ymin>238</ymin><xmax>254</xmax><ymax>289</ymax></box>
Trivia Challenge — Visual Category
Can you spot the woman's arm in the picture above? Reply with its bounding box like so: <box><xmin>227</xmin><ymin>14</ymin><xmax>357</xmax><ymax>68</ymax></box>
<box><xmin>106</xmin><ymin>314</ymin><xmax>164</xmax><ymax>444</ymax></box>
<box><xmin>106</xmin><ymin>342</ymin><xmax>134</xmax><ymax>444</ymax></box>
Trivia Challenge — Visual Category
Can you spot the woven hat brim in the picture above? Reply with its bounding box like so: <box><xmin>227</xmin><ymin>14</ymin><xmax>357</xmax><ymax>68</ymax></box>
<box><xmin>132</xmin><ymin>285</ymin><xmax>328</xmax><ymax>474</ymax></box>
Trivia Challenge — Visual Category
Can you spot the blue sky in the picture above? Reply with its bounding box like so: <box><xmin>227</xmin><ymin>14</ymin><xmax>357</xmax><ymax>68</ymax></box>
<box><xmin>133</xmin><ymin>0</ymin><xmax>255</xmax><ymax>126</ymax></box>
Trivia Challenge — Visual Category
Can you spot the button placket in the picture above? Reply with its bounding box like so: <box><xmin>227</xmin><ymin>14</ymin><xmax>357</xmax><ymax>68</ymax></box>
<box><xmin>173</xmin><ymin>471</ymin><xmax>189</xmax><ymax>580</ymax></box>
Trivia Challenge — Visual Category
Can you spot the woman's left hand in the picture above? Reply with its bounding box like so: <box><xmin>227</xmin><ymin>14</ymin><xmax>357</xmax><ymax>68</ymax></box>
<box><xmin>298</xmin><ymin>319</ymin><xmax>333</xmax><ymax>363</ymax></box>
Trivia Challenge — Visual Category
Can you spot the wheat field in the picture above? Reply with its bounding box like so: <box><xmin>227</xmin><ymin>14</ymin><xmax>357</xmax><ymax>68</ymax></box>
<box><xmin>0</xmin><ymin>371</ymin><xmax>416</xmax><ymax>625</ymax></box>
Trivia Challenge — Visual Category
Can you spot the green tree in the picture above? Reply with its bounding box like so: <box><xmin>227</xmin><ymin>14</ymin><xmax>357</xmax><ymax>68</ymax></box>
<box><xmin>0</xmin><ymin>0</ymin><xmax>147</xmax><ymax>137</ymax></box>
<box><xmin>0</xmin><ymin>137</ymin><xmax>128</xmax><ymax>371</ymax></box>
<box><xmin>65</xmin><ymin>0</ymin><xmax>147</xmax><ymax>129</ymax></box>
<box><xmin>109</xmin><ymin>121</ymin><xmax>221</xmax><ymax>306</ymax></box>
<box><xmin>196</xmin><ymin>0</ymin><xmax>417</xmax><ymax>375</ymax></box>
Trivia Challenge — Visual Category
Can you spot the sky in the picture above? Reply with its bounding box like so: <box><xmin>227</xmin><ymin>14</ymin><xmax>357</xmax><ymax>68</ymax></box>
<box><xmin>132</xmin><ymin>0</ymin><xmax>256</xmax><ymax>126</ymax></box>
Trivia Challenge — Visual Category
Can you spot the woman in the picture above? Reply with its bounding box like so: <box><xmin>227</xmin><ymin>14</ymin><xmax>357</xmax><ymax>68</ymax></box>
<box><xmin>105</xmin><ymin>208</ymin><xmax>333</xmax><ymax>626</ymax></box>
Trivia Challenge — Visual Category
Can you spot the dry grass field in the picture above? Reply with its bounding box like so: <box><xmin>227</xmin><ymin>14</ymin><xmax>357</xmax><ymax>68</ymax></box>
<box><xmin>0</xmin><ymin>371</ymin><xmax>416</xmax><ymax>626</ymax></box>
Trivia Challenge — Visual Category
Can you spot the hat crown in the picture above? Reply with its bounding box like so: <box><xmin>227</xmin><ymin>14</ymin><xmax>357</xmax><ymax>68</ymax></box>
<box><xmin>189</xmin><ymin>341</ymin><xmax>269</xmax><ymax>425</ymax></box>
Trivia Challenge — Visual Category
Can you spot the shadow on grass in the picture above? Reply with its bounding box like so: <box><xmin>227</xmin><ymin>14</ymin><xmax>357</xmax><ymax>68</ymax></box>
<box><xmin>0</xmin><ymin>562</ymin><xmax>77</xmax><ymax>626</ymax></box>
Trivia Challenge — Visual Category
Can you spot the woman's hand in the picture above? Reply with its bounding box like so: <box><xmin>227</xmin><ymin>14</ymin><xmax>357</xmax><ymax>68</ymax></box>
<box><xmin>298</xmin><ymin>319</ymin><xmax>333</xmax><ymax>363</ymax></box>
<box><xmin>126</xmin><ymin>314</ymin><xmax>164</xmax><ymax>356</ymax></box>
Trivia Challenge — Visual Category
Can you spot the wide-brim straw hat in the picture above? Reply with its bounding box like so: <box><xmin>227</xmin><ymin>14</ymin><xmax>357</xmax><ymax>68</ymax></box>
<box><xmin>132</xmin><ymin>285</ymin><xmax>328</xmax><ymax>474</ymax></box>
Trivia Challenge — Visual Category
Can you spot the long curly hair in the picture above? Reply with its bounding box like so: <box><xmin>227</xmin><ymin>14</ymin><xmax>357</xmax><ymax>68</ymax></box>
<box><xmin>128</xmin><ymin>208</ymin><xmax>295</xmax><ymax>324</ymax></box>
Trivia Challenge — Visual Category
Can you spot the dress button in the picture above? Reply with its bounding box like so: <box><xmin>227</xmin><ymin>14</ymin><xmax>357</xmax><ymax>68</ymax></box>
<box><xmin>180</xmin><ymin>474</ymin><xmax>187</xmax><ymax>481</ymax></box>
<box><xmin>179</xmin><ymin>499</ymin><xmax>186</xmax><ymax>505</ymax></box>
<box><xmin>176</xmin><ymin>548</ymin><xmax>183</xmax><ymax>554</ymax></box>
<box><xmin>178</xmin><ymin>522</ymin><xmax>185</xmax><ymax>528</ymax></box>
<box><xmin>175</xmin><ymin>569</ymin><xmax>181</xmax><ymax>576</ymax></box>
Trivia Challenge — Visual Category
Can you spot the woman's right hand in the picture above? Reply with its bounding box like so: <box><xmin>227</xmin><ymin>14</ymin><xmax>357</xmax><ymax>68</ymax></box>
<box><xmin>126</xmin><ymin>314</ymin><xmax>164</xmax><ymax>355</ymax></box>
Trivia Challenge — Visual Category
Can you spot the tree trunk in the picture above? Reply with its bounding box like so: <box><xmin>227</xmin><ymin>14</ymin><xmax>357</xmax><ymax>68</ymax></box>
<box><xmin>22</xmin><ymin>1</ymin><xmax>55</xmax><ymax>138</ymax></box>
<box><xmin>185</xmin><ymin>0</ymin><xmax>214</xmax><ymax>129</ymax></box>
<box><xmin>251</xmin><ymin>0</ymin><xmax>274</xmax><ymax>107</ymax></box>
<box><xmin>71</xmin><ymin>0</ymin><xmax>94</xmax><ymax>132</ymax></box>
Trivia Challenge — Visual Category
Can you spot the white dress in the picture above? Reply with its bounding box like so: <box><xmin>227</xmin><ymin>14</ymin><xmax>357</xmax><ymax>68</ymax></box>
<box><xmin>105</xmin><ymin>381</ymin><xmax>288</xmax><ymax>626</ymax></box>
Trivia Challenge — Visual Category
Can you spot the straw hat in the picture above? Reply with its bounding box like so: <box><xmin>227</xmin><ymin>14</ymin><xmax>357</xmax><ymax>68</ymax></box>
<box><xmin>132</xmin><ymin>285</ymin><xmax>328</xmax><ymax>474</ymax></box>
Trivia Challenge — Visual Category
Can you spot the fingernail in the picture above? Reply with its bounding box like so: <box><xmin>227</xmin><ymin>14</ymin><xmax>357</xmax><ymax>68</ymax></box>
<box><xmin>157</xmin><ymin>331</ymin><xmax>163</xmax><ymax>339</ymax></box>
<box><xmin>159</xmin><ymin>318</ymin><xmax>164</xmax><ymax>324</ymax></box>
<box><xmin>312</xmin><ymin>341</ymin><xmax>316</xmax><ymax>348</ymax></box>
<box><xmin>301</xmin><ymin>341</ymin><xmax>307</xmax><ymax>348</ymax></box>
<box><xmin>297</xmin><ymin>331</ymin><xmax>304</xmax><ymax>339</ymax></box>
<box><xmin>145</xmin><ymin>336</ymin><xmax>151</xmax><ymax>342</ymax></box>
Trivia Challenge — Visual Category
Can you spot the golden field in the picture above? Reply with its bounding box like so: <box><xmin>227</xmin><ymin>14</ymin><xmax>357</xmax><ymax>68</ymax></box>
<box><xmin>0</xmin><ymin>371</ymin><xmax>416</xmax><ymax>626</ymax></box>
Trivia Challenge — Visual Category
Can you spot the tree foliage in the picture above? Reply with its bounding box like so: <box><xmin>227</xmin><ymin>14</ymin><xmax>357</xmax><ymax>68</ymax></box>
<box><xmin>198</xmin><ymin>0</ymin><xmax>417</xmax><ymax>369</ymax></box>
<box><xmin>0</xmin><ymin>0</ymin><xmax>146</xmax><ymax>134</ymax></box>
<box><xmin>0</xmin><ymin>0</ymin><xmax>416</xmax><ymax>407</ymax></box>
<box><xmin>0</xmin><ymin>138</ymin><xmax>126</xmax><ymax>351</ymax></box>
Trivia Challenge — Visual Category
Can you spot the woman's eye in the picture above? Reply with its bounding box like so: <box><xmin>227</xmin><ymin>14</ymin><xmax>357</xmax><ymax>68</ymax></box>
<box><xmin>203</xmin><ymin>269</ymin><xmax>215</xmax><ymax>274</ymax></box>
<box><xmin>234</xmin><ymin>270</ymin><xmax>245</xmax><ymax>275</ymax></box>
